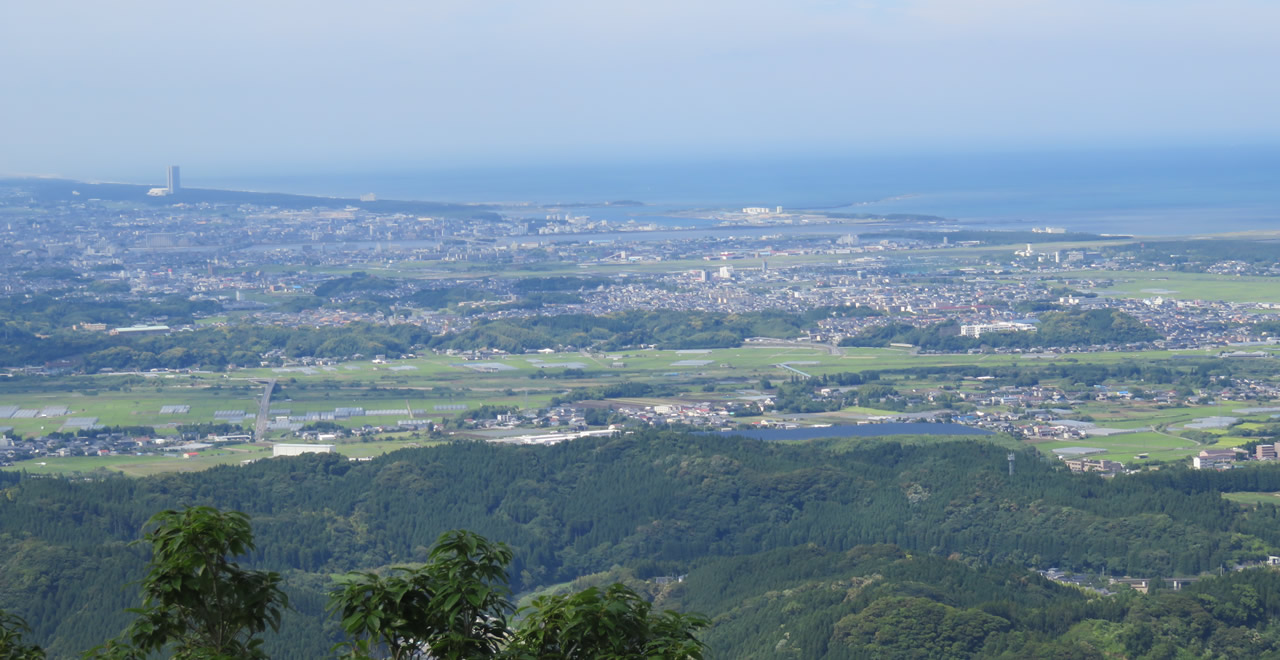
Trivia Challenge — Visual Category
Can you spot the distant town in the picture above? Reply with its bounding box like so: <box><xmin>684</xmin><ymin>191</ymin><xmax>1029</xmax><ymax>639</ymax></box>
<box><xmin>5</xmin><ymin>171</ymin><xmax>1280</xmax><ymax>477</ymax></box>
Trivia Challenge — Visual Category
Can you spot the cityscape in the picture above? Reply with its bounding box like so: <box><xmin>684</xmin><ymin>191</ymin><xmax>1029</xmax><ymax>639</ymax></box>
<box><xmin>6</xmin><ymin>0</ymin><xmax>1280</xmax><ymax>657</ymax></box>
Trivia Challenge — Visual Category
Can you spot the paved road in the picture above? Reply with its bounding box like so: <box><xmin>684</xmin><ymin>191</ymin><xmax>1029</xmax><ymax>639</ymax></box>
<box><xmin>253</xmin><ymin>378</ymin><xmax>277</xmax><ymax>440</ymax></box>
<box><xmin>776</xmin><ymin>363</ymin><xmax>814</xmax><ymax>378</ymax></box>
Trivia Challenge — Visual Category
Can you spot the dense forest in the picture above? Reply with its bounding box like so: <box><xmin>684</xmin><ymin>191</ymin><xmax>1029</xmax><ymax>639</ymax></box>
<box><xmin>0</xmin><ymin>299</ymin><xmax>862</xmax><ymax>370</ymax></box>
<box><xmin>841</xmin><ymin>308</ymin><xmax>1161</xmax><ymax>351</ymax></box>
<box><xmin>1109</xmin><ymin>238</ymin><xmax>1280</xmax><ymax>269</ymax></box>
<box><xmin>0</xmin><ymin>292</ymin><xmax>220</xmax><ymax>332</ymax></box>
<box><xmin>5</xmin><ymin>431</ymin><xmax>1280</xmax><ymax>657</ymax></box>
<box><xmin>766</xmin><ymin>356</ymin><xmax>1248</xmax><ymax>414</ymax></box>
<box><xmin>428</xmin><ymin>309</ymin><xmax>851</xmax><ymax>353</ymax></box>
<box><xmin>0</xmin><ymin>322</ymin><xmax>432</xmax><ymax>371</ymax></box>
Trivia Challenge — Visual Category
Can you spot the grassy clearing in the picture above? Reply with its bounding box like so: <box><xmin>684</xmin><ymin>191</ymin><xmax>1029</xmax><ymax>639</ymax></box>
<box><xmin>334</xmin><ymin>438</ymin><xmax>446</xmax><ymax>458</ymax></box>
<box><xmin>1222</xmin><ymin>492</ymin><xmax>1280</xmax><ymax>507</ymax></box>
<box><xmin>3</xmin><ymin>437</ymin><xmax>447</xmax><ymax>476</ymax></box>
<box><xmin>1030</xmin><ymin>431</ymin><xmax>1201</xmax><ymax>464</ymax></box>
<box><xmin>4</xmin><ymin>444</ymin><xmax>271</xmax><ymax>477</ymax></box>
<box><xmin>0</xmin><ymin>386</ymin><xmax>261</xmax><ymax>437</ymax></box>
<box><xmin>1068</xmin><ymin>403</ymin><xmax>1228</xmax><ymax>430</ymax></box>
<box><xmin>1205</xmin><ymin>436</ymin><xmax>1253</xmax><ymax>449</ymax></box>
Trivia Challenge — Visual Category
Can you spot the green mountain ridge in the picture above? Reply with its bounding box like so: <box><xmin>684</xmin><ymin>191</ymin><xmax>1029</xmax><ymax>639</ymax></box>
<box><xmin>5</xmin><ymin>432</ymin><xmax>1280</xmax><ymax>657</ymax></box>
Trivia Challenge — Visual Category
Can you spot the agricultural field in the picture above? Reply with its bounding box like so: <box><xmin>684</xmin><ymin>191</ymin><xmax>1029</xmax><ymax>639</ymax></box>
<box><xmin>1222</xmin><ymin>491</ymin><xmax>1280</xmax><ymax>507</ymax></box>
<box><xmin>1059</xmin><ymin>270</ymin><xmax>1280</xmax><ymax>304</ymax></box>
<box><xmin>0</xmin><ymin>386</ymin><xmax>263</xmax><ymax>437</ymax></box>
<box><xmin>1064</xmin><ymin>402</ymin><xmax>1233</xmax><ymax>429</ymax></box>
<box><xmin>0</xmin><ymin>343</ymin><xmax>1270</xmax><ymax>441</ymax></box>
<box><xmin>2</xmin><ymin>438</ymin><xmax>444</xmax><ymax>477</ymax></box>
<box><xmin>10</xmin><ymin>444</ymin><xmax>270</xmax><ymax>477</ymax></box>
<box><xmin>1030</xmin><ymin>432</ymin><xmax>1201</xmax><ymax>465</ymax></box>
<box><xmin>307</xmin><ymin>236</ymin><xmax>1137</xmax><ymax>282</ymax></box>
<box><xmin>6</xmin><ymin>338</ymin><xmax>1280</xmax><ymax>476</ymax></box>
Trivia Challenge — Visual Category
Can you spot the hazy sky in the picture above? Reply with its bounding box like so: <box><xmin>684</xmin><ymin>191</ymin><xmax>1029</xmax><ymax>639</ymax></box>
<box><xmin>3</xmin><ymin>0</ymin><xmax>1278</xmax><ymax>180</ymax></box>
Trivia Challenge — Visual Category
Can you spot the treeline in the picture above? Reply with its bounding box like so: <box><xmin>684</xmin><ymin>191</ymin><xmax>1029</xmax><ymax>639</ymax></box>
<box><xmin>406</xmin><ymin>284</ymin><xmax>497</xmax><ymax>309</ymax></box>
<box><xmin>2</xmin><ymin>303</ymin><xmax>871</xmax><ymax>370</ymax></box>
<box><xmin>5</xmin><ymin>432</ymin><xmax>1280</xmax><ymax>655</ymax></box>
<box><xmin>858</xmin><ymin>229</ymin><xmax>1115</xmax><ymax>245</ymax></box>
<box><xmin>549</xmin><ymin>382</ymin><xmax>684</xmax><ymax>406</ymax></box>
<box><xmin>867</xmin><ymin>358</ymin><xmax>1237</xmax><ymax>389</ymax></box>
<box><xmin>678</xmin><ymin>544</ymin><xmax>1280</xmax><ymax>658</ymax></box>
<box><xmin>0</xmin><ymin>322</ymin><xmax>432</xmax><ymax>371</ymax></box>
<box><xmin>468</xmin><ymin>291</ymin><xmax>586</xmax><ymax>315</ymax></box>
<box><xmin>840</xmin><ymin>308</ymin><xmax>1160</xmax><ymax>351</ymax></box>
<box><xmin>510</xmin><ymin>276</ymin><xmax>616</xmax><ymax>293</ymax></box>
<box><xmin>0</xmin><ymin>292</ymin><xmax>220</xmax><ymax>334</ymax></box>
<box><xmin>430</xmin><ymin>309</ymin><xmax>827</xmax><ymax>353</ymax></box>
<box><xmin>44</xmin><ymin>424</ymin><xmax>157</xmax><ymax>441</ymax></box>
<box><xmin>403</xmin><ymin>277</ymin><xmax>617</xmax><ymax>314</ymax></box>
<box><xmin>312</xmin><ymin>271</ymin><xmax>398</xmax><ymax>298</ymax></box>
<box><xmin>768</xmin><ymin>357</ymin><xmax>1244</xmax><ymax>414</ymax></box>
<box><xmin>1114</xmin><ymin>238</ymin><xmax>1280</xmax><ymax>267</ymax></box>
<box><xmin>1253</xmin><ymin>320</ymin><xmax>1280</xmax><ymax>336</ymax></box>
<box><xmin>769</xmin><ymin>376</ymin><xmax>968</xmax><ymax>414</ymax></box>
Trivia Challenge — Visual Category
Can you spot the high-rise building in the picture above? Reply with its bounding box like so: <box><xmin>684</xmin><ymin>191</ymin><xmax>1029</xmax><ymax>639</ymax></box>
<box><xmin>167</xmin><ymin>165</ymin><xmax>180</xmax><ymax>194</ymax></box>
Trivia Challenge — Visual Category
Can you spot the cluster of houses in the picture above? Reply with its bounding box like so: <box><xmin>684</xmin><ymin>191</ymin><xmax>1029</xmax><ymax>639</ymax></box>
<box><xmin>612</xmin><ymin>402</ymin><xmax>742</xmax><ymax>428</ymax></box>
<box><xmin>0</xmin><ymin>430</ymin><xmax>256</xmax><ymax>464</ymax></box>
<box><xmin>1192</xmin><ymin>443</ymin><xmax>1280</xmax><ymax>470</ymax></box>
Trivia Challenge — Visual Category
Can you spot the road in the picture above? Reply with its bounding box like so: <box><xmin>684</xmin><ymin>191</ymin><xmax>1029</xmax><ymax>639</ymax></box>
<box><xmin>253</xmin><ymin>378</ymin><xmax>277</xmax><ymax>441</ymax></box>
<box><xmin>777</xmin><ymin>363</ymin><xmax>813</xmax><ymax>378</ymax></box>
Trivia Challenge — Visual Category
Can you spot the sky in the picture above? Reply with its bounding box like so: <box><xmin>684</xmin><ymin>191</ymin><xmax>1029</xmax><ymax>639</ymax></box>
<box><xmin>2</xmin><ymin>0</ymin><xmax>1278</xmax><ymax>181</ymax></box>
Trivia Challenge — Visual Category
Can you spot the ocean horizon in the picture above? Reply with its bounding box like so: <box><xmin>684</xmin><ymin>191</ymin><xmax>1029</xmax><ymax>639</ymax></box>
<box><xmin>180</xmin><ymin>145</ymin><xmax>1280</xmax><ymax>236</ymax></box>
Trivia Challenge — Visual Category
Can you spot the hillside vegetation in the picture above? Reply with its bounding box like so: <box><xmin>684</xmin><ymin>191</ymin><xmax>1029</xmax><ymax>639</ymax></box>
<box><xmin>4</xmin><ymin>432</ymin><xmax>1280</xmax><ymax>657</ymax></box>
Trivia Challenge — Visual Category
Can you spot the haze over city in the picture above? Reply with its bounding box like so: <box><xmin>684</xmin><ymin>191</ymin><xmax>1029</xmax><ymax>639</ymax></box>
<box><xmin>4</xmin><ymin>0</ymin><xmax>1279</xmax><ymax>182</ymax></box>
<box><xmin>12</xmin><ymin>2</ymin><xmax>1280</xmax><ymax>658</ymax></box>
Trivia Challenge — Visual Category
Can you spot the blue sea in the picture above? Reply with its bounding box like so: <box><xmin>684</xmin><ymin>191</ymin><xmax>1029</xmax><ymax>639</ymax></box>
<box><xmin>192</xmin><ymin>145</ymin><xmax>1280</xmax><ymax>236</ymax></box>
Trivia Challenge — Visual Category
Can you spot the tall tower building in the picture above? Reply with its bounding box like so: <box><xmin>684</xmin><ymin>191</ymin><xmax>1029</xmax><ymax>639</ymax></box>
<box><xmin>167</xmin><ymin>166</ymin><xmax>181</xmax><ymax>194</ymax></box>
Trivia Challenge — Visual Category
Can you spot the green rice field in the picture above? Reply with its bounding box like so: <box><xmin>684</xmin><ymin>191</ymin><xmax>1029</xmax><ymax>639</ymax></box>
<box><xmin>1060</xmin><ymin>270</ymin><xmax>1280</xmax><ymax>304</ymax></box>
<box><xmin>5</xmin><ymin>339</ymin><xmax>1280</xmax><ymax>475</ymax></box>
<box><xmin>3</xmin><ymin>438</ymin><xmax>444</xmax><ymax>477</ymax></box>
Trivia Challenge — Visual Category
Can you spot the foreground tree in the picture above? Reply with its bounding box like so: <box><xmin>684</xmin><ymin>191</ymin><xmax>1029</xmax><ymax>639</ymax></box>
<box><xmin>0</xmin><ymin>609</ymin><xmax>45</xmax><ymax>659</ymax></box>
<box><xmin>80</xmin><ymin>506</ymin><xmax>701</xmax><ymax>659</ymax></box>
<box><xmin>329</xmin><ymin>530</ymin><xmax>513</xmax><ymax>660</ymax></box>
<box><xmin>507</xmin><ymin>583</ymin><xmax>708</xmax><ymax>659</ymax></box>
<box><xmin>96</xmin><ymin>507</ymin><xmax>289</xmax><ymax>659</ymax></box>
<box><xmin>329</xmin><ymin>531</ymin><xmax>707</xmax><ymax>659</ymax></box>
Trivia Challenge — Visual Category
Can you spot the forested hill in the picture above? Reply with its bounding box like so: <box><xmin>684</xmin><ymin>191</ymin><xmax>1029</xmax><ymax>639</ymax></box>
<box><xmin>1</xmin><ymin>176</ymin><xmax>498</xmax><ymax>219</ymax></box>
<box><xmin>5</xmin><ymin>432</ymin><xmax>1280</xmax><ymax>657</ymax></box>
<box><xmin>841</xmin><ymin>308</ymin><xmax>1160</xmax><ymax>351</ymax></box>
